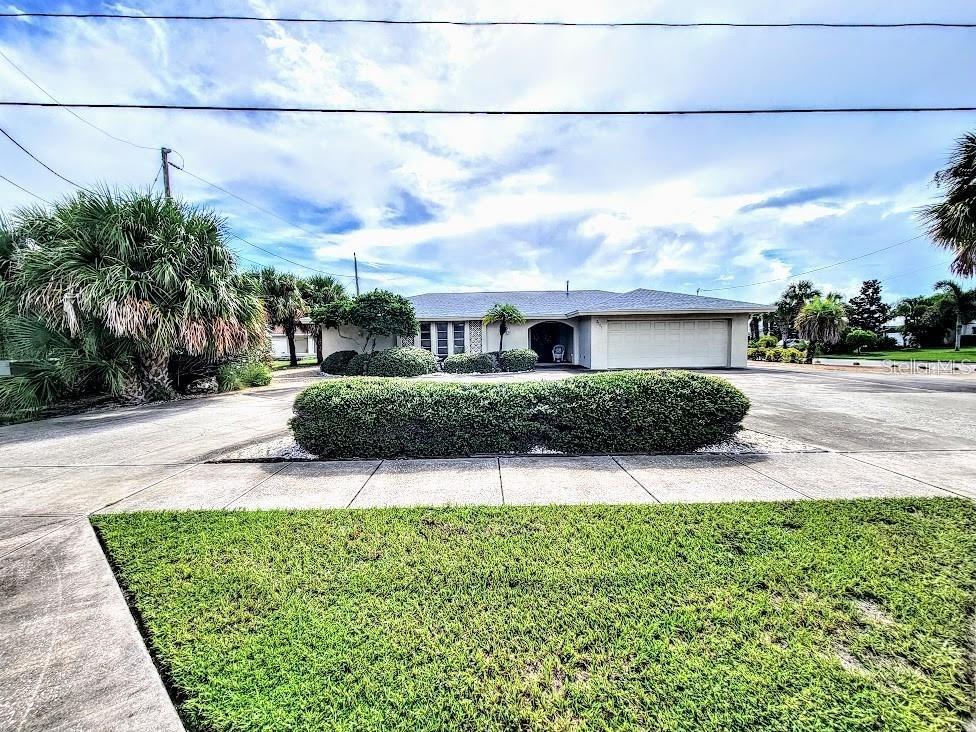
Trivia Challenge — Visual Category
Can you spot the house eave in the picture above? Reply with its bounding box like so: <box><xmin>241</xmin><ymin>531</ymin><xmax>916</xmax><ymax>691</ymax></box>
<box><xmin>569</xmin><ymin>306</ymin><xmax>774</xmax><ymax>317</ymax></box>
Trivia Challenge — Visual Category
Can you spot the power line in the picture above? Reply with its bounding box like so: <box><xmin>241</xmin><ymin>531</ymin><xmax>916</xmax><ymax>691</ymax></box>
<box><xmin>3</xmin><ymin>12</ymin><xmax>976</xmax><ymax>28</ymax></box>
<box><xmin>171</xmin><ymin>163</ymin><xmax>385</xmax><ymax>273</ymax></box>
<box><xmin>0</xmin><ymin>48</ymin><xmax>157</xmax><ymax>151</ymax></box>
<box><xmin>4</xmin><ymin>101</ymin><xmax>976</xmax><ymax>116</ymax></box>
<box><xmin>0</xmin><ymin>173</ymin><xmax>52</xmax><ymax>203</ymax></box>
<box><xmin>0</xmin><ymin>126</ymin><xmax>95</xmax><ymax>193</ymax></box>
<box><xmin>699</xmin><ymin>234</ymin><xmax>925</xmax><ymax>293</ymax></box>
<box><xmin>173</xmin><ymin>164</ymin><xmax>304</xmax><ymax>230</ymax></box>
<box><xmin>228</xmin><ymin>232</ymin><xmax>356</xmax><ymax>279</ymax></box>
<box><xmin>150</xmin><ymin>163</ymin><xmax>163</xmax><ymax>192</ymax></box>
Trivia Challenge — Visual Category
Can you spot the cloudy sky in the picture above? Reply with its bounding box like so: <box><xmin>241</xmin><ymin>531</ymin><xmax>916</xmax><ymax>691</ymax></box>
<box><xmin>2</xmin><ymin>0</ymin><xmax>976</xmax><ymax>304</ymax></box>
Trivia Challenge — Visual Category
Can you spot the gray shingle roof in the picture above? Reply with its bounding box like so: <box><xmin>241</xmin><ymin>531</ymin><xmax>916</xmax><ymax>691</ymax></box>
<box><xmin>408</xmin><ymin>289</ymin><xmax>771</xmax><ymax>319</ymax></box>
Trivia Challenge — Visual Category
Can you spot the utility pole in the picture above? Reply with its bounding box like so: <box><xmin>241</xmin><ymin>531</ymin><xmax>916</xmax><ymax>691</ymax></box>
<box><xmin>353</xmin><ymin>252</ymin><xmax>360</xmax><ymax>296</ymax></box>
<box><xmin>160</xmin><ymin>147</ymin><xmax>172</xmax><ymax>198</ymax></box>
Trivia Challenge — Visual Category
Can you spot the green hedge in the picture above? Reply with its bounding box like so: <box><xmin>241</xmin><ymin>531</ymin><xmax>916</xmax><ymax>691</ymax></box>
<box><xmin>442</xmin><ymin>352</ymin><xmax>498</xmax><ymax>374</ymax></box>
<box><xmin>499</xmin><ymin>348</ymin><xmax>538</xmax><ymax>372</ymax></box>
<box><xmin>748</xmin><ymin>347</ymin><xmax>805</xmax><ymax>363</ymax></box>
<box><xmin>216</xmin><ymin>362</ymin><xmax>272</xmax><ymax>392</ymax></box>
<box><xmin>365</xmin><ymin>346</ymin><xmax>437</xmax><ymax>377</ymax></box>
<box><xmin>345</xmin><ymin>352</ymin><xmax>373</xmax><ymax>376</ymax></box>
<box><xmin>290</xmin><ymin>370</ymin><xmax>749</xmax><ymax>458</ymax></box>
<box><xmin>321</xmin><ymin>350</ymin><xmax>357</xmax><ymax>374</ymax></box>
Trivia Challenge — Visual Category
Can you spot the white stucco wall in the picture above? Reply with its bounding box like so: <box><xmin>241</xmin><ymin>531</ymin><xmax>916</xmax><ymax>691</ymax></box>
<box><xmin>320</xmin><ymin>325</ymin><xmax>395</xmax><ymax>356</ymax></box>
<box><xmin>576</xmin><ymin>317</ymin><xmax>592</xmax><ymax>368</ymax></box>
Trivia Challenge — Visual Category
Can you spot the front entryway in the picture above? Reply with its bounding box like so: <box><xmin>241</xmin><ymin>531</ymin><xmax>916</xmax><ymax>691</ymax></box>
<box><xmin>529</xmin><ymin>322</ymin><xmax>574</xmax><ymax>364</ymax></box>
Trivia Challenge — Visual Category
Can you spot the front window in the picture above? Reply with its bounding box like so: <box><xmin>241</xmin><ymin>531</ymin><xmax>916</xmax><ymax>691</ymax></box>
<box><xmin>420</xmin><ymin>322</ymin><xmax>431</xmax><ymax>350</ymax></box>
<box><xmin>435</xmin><ymin>322</ymin><xmax>449</xmax><ymax>357</ymax></box>
<box><xmin>453</xmin><ymin>322</ymin><xmax>466</xmax><ymax>354</ymax></box>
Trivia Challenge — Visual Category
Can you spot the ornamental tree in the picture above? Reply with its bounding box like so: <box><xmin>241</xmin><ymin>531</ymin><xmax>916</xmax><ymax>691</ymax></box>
<box><xmin>321</xmin><ymin>289</ymin><xmax>418</xmax><ymax>352</ymax></box>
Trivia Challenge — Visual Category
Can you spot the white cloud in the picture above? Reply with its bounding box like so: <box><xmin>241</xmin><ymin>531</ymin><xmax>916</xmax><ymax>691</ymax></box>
<box><xmin>2</xmin><ymin>0</ymin><xmax>975</xmax><ymax>303</ymax></box>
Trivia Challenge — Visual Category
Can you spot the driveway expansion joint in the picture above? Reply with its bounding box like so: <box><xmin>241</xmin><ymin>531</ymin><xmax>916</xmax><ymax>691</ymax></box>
<box><xmin>346</xmin><ymin>460</ymin><xmax>384</xmax><ymax>508</ymax></box>
<box><xmin>610</xmin><ymin>455</ymin><xmax>661</xmax><ymax>503</ymax></box>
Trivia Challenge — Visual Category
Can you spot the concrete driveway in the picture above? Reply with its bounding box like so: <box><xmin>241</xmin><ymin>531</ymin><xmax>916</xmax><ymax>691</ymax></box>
<box><xmin>2</xmin><ymin>364</ymin><xmax>975</xmax><ymax>730</ymax></box>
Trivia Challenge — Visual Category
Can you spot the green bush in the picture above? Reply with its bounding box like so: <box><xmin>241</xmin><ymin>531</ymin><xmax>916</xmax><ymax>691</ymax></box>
<box><xmin>290</xmin><ymin>370</ymin><xmax>749</xmax><ymax>458</ymax></box>
<box><xmin>754</xmin><ymin>334</ymin><xmax>779</xmax><ymax>348</ymax></box>
<box><xmin>321</xmin><ymin>350</ymin><xmax>357</xmax><ymax>374</ymax></box>
<box><xmin>442</xmin><ymin>352</ymin><xmax>498</xmax><ymax>374</ymax></box>
<box><xmin>365</xmin><ymin>346</ymin><xmax>437</xmax><ymax>377</ymax></box>
<box><xmin>499</xmin><ymin>348</ymin><xmax>538</xmax><ymax>372</ymax></box>
<box><xmin>748</xmin><ymin>346</ymin><xmax>805</xmax><ymax>364</ymax></box>
<box><xmin>845</xmin><ymin>328</ymin><xmax>880</xmax><ymax>354</ymax></box>
<box><xmin>345</xmin><ymin>351</ymin><xmax>373</xmax><ymax>376</ymax></box>
<box><xmin>216</xmin><ymin>361</ymin><xmax>272</xmax><ymax>392</ymax></box>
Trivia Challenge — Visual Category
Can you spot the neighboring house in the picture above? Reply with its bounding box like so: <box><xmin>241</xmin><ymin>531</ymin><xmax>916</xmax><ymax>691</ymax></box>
<box><xmin>882</xmin><ymin>316</ymin><xmax>976</xmax><ymax>347</ymax></box>
<box><xmin>322</xmin><ymin>289</ymin><xmax>771</xmax><ymax>369</ymax></box>
<box><xmin>882</xmin><ymin>316</ymin><xmax>906</xmax><ymax>347</ymax></box>
<box><xmin>269</xmin><ymin>325</ymin><xmax>314</xmax><ymax>360</ymax></box>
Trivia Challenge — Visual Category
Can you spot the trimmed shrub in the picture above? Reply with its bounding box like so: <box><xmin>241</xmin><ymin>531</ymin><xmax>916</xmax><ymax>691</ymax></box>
<box><xmin>442</xmin><ymin>352</ymin><xmax>498</xmax><ymax>374</ymax></box>
<box><xmin>321</xmin><ymin>350</ymin><xmax>357</xmax><ymax>374</ymax></box>
<box><xmin>365</xmin><ymin>346</ymin><xmax>437</xmax><ymax>377</ymax></box>
<box><xmin>290</xmin><ymin>370</ymin><xmax>749</xmax><ymax>458</ymax></box>
<box><xmin>754</xmin><ymin>334</ymin><xmax>779</xmax><ymax>348</ymax></box>
<box><xmin>499</xmin><ymin>348</ymin><xmax>538</xmax><ymax>372</ymax></box>
<box><xmin>345</xmin><ymin>351</ymin><xmax>373</xmax><ymax>376</ymax></box>
<box><xmin>216</xmin><ymin>361</ymin><xmax>272</xmax><ymax>392</ymax></box>
<box><xmin>748</xmin><ymin>346</ymin><xmax>805</xmax><ymax>363</ymax></box>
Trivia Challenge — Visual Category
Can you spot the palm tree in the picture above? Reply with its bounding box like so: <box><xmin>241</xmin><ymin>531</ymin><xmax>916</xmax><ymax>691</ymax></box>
<box><xmin>0</xmin><ymin>189</ymin><xmax>265</xmax><ymax>407</ymax></box>
<box><xmin>257</xmin><ymin>268</ymin><xmax>306</xmax><ymax>366</ymax></box>
<box><xmin>482</xmin><ymin>303</ymin><xmax>526</xmax><ymax>352</ymax></box>
<box><xmin>794</xmin><ymin>296</ymin><xmax>847</xmax><ymax>364</ymax></box>
<box><xmin>933</xmin><ymin>280</ymin><xmax>976</xmax><ymax>351</ymax></box>
<box><xmin>774</xmin><ymin>280</ymin><xmax>821</xmax><ymax>341</ymax></box>
<box><xmin>922</xmin><ymin>132</ymin><xmax>976</xmax><ymax>277</ymax></box>
<box><xmin>300</xmin><ymin>275</ymin><xmax>348</xmax><ymax>363</ymax></box>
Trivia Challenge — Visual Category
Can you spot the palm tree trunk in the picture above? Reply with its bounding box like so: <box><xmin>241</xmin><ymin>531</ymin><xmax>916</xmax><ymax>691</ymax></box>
<box><xmin>314</xmin><ymin>331</ymin><xmax>323</xmax><ymax>364</ymax></box>
<box><xmin>118</xmin><ymin>351</ymin><xmax>174</xmax><ymax>404</ymax></box>
<box><xmin>804</xmin><ymin>339</ymin><xmax>817</xmax><ymax>364</ymax></box>
<box><xmin>285</xmin><ymin>325</ymin><xmax>298</xmax><ymax>366</ymax></box>
<box><xmin>955</xmin><ymin>314</ymin><xmax>962</xmax><ymax>351</ymax></box>
<box><xmin>498</xmin><ymin>315</ymin><xmax>506</xmax><ymax>352</ymax></box>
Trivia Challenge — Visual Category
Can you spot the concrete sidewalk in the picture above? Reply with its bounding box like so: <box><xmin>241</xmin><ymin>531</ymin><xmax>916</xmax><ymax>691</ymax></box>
<box><xmin>2</xmin><ymin>449</ymin><xmax>975</xmax><ymax>730</ymax></box>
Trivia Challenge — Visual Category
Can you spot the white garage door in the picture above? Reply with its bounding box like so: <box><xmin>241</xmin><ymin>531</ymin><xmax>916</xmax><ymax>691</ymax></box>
<box><xmin>606</xmin><ymin>319</ymin><xmax>730</xmax><ymax>368</ymax></box>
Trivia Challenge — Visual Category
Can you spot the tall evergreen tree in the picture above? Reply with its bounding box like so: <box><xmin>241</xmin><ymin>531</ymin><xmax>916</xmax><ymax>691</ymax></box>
<box><xmin>846</xmin><ymin>279</ymin><xmax>890</xmax><ymax>335</ymax></box>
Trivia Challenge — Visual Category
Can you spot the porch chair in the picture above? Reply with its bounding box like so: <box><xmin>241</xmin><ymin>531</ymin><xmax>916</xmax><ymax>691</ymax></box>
<box><xmin>552</xmin><ymin>344</ymin><xmax>566</xmax><ymax>363</ymax></box>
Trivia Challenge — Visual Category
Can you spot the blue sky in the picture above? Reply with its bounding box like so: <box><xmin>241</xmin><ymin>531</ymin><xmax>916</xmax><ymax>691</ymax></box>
<box><xmin>2</xmin><ymin>0</ymin><xmax>976</xmax><ymax>303</ymax></box>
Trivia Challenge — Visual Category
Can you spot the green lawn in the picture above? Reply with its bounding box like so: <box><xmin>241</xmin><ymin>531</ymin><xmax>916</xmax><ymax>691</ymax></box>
<box><xmin>271</xmin><ymin>356</ymin><xmax>317</xmax><ymax>370</ymax></box>
<box><xmin>821</xmin><ymin>348</ymin><xmax>976</xmax><ymax>362</ymax></box>
<box><xmin>93</xmin><ymin>500</ymin><xmax>976</xmax><ymax>731</ymax></box>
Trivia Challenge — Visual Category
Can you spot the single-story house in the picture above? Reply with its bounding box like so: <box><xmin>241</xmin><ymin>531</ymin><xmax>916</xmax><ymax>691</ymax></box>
<box><xmin>322</xmin><ymin>288</ymin><xmax>772</xmax><ymax>369</ymax></box>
